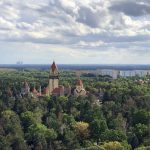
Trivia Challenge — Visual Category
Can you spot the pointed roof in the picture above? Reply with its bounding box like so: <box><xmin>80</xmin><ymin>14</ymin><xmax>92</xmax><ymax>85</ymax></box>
<box><xmin>32</xmin><ymin>87</ymin><xmax>38</xmax><ymax>94</ymax></box>
<box><xmin>51</xmin><ymin>61</ymin><xmax>58</xmax><ymax>72</ymax></box>
<box><xmin>43</xmin><ymin>87</ymin><xmax>49</xmax><ymax>95</ymax></box>
<box><xmin>76</xmin><ymin>79</ymin><xmax>83</xmax><ymax>86</ymax></box>
<box><xmin>24</xmin><ymin>81</ymin><xmax>30</xmax><ymax>88</ymax></box>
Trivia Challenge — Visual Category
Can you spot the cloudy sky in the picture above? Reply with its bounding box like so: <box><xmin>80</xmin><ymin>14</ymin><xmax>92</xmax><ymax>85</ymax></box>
<box><xmin>0</xmin><ymin>0</ymin><xmax>150</xmax><ymax>64</ymax></box>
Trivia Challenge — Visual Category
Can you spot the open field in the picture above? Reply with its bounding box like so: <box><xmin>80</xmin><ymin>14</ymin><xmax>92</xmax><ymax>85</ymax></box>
<box><xmin>0</xmin><ymin>68</ymin><xmax>16</xmax><ymax>72</ymax></box>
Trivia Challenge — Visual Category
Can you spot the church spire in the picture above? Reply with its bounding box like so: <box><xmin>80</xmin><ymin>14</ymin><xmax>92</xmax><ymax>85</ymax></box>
<box><xmin>51</xmin><ymin>61</ymin><xmax>58</xmax><ymax>73</ymax></box>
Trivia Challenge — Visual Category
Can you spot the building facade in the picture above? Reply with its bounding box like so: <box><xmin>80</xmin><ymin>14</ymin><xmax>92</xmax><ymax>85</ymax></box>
<box><xmin>49</xmin><ymin>61</ymin><xmax>59</xmax><ymax>95</ymax></box>
<box><xmin>9</xmin><ymin>61</ymin><xmax>87</xmax><ymax>98</ymax></box>
<box><xmin>74</xmin><ymin>79</ymin><xmax>86</xmax><ymax>97</ymax></box>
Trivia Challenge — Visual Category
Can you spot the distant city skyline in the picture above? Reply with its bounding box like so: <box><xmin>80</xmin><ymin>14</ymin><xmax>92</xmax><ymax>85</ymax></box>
<box><xmin>0</xmin><ymin>0</ymin><xmax>150</xmax><ymax>64</ymax></box>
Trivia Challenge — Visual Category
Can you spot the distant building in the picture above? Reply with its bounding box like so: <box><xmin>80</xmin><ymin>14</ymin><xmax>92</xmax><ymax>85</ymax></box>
<box><xmin>18</xmin><ymin>61</ymin><xmax>74</xmax><ymax>97</ymax></box>
<box><xmin>43</xmin><ymin>87</ymin><xmax>49</xmax><ymax>96</ymax></box>
<box><xmin>76</xmin><ymin>69</ymin><xmax>150</xmax><ymax>79</ymax></box>
<box><xmin>21</xmin><ymin>81</ymin><xmax>30</xmax><ymax>95</ymax></box>
<box><xmin>49</xmin><ymin>61</ymin><xmax>59</xmax><ymax>95</ymax></box>
<box><xmin>97</xmin><ymin>69</ymin><xmax>119</xmax><ymax>79</ymax></box>
<box><xmin>48</xmin><ymin>61</ymin><xmax>72</xmax><ymax>96</ymax></box>
<box><xmin>52</xmin><ymin>85</ymin><xmax>64</xmax><ymax>96</ymax></box>
<box><xmin>64</xmin><ymin>84</ymin><xmax>71</xmax><ymax>97</ymax></box>
<box><xmin>119</xmin><ymin>70</ymin><xmax>150</xmax><ymax>77</ymax></box>
<box><xmin>74</xmin><ymin>79</ymin><xmax>86</xmax><ymax>97</ymax></box>
<box><xmin>17</xmin><ymin>61</ymin><xmax>70</xmax><ymax>97</ymax></box>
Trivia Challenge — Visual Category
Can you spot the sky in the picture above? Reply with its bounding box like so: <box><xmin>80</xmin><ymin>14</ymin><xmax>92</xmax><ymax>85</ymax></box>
<box><xmin>0</xmin><ymin>0</ymin><xmax>150</xmax><ymax>64</ymax></box>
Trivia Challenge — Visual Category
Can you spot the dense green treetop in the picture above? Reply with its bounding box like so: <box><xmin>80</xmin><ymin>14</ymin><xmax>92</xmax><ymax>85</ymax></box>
<box><xmin>0</xmin><ymin>69</ymin><xmax>149</xmax><ymax>149</ymax></box>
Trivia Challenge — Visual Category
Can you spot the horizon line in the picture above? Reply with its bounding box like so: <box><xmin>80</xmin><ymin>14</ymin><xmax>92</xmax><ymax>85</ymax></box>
<box><xmin>0</xmin><ymin>63</ymin><xmax>150</xmax><ymax>66</ymax></box>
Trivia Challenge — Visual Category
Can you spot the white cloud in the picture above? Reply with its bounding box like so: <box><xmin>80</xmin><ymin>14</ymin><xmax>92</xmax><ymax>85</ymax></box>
<box><xmin>78</xmin><ymin>40</ymin><xmax>104</xmax><ymax>47</ymax></box>
<box><xmin>0</xmin><ymin>0</ymin><xmax>149</xmax><ymax>64</ymax></box>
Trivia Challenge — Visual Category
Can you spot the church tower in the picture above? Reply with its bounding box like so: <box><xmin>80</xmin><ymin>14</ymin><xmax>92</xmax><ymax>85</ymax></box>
<box><xmin>49</xmin><ymin>61</ymin><xmax>59</xmax><ymax>95</ymax></box>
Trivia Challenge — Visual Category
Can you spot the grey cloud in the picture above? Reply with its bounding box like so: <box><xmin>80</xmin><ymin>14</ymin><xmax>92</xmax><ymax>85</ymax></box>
<box><xmin>110</xmin><ymin>1</ymin><xmax>150</xmax><ymax>16</ymax></box>
<box><xmin>77</xmin><ymin>6</ymin><xmax>100</xmax><ymax>28</ymax></box>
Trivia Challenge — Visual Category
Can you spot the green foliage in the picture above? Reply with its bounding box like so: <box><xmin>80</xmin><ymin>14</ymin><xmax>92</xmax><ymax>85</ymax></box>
<box><xmin>101</xmin><ymin>129</ymin><xmax>127</xmax><ymax>142</ymax></box>
<box><xmin>0</xmin><ymin>136</ymin><xmax>12</xmax><ymax>150</ymax></box>
<box><xmin>135</xmin><ymin>146</ymin><xmax>150</xmax><ymax>150</ymax></box>
<box><xmin>27</xmin><ymin>123</ymin><xmax>57</xmax><ymax>140</ymax></box>
<box><xmin>26</xmin><ymin>123</ymin><xmax>57</xmax><ymax>149</ymax></box>
<box><xmin>63</xmin><ymin>113</ymin><xmax>76</xmax><ymax>125</ymax></box>
<box><xmin>90</xmin><ymin>119</ymin><xmax>108</xmax><ymax>142</ymax></box>
<box><xmin>133</xmin><ymin>110</ymin><xmax>150</xmax><ymax>125</ymax></box>
<box><xmin>0</xmin><ymin>69</ymin><xmax>149</xmax><ymax>149</ymax></box>
<box><xmin>102</xmin><ymin>141</ymin><xmax>124</xmax><ymax>150</ymax></box>
<box><xmin>73</xmin><ymin>121</ymin><xmax>90</xmax><ymax>140</ymax></box>
<box><xmin>133</xmin><ymin>123</ymin><xmax>149</xmax><ymax>143</ymax></box>
<box><xmin>0</xmin><ymin>110</ymin><xmax>27</xmax><ymax>149</ymax></box>
<box><xmin>77</xmin><ymin>145</ymin><xmax>105</xmax><ymax>150</ymax></box>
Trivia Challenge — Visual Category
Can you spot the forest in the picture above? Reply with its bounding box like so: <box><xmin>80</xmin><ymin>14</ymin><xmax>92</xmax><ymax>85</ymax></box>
<box><xmin>0</xmin><ymin>68</ymin><xmax>149</xmax><ymax>150</ymax></box>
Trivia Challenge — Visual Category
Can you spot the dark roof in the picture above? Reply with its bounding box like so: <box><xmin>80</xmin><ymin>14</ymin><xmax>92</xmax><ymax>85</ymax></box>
<box><xmin>52</xmin><ymin>86</ymin><xmax>64</xmax><ymax>94</ymax></box>
<box><xmin>43</xmin><ymin>87</ymin><xmax>49</xmax><ymax>94</ymax></box>
<box><xmin>32</xmin><ymin>87</ymin><xmax>38</xmax><ymax>94</ymax></box>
